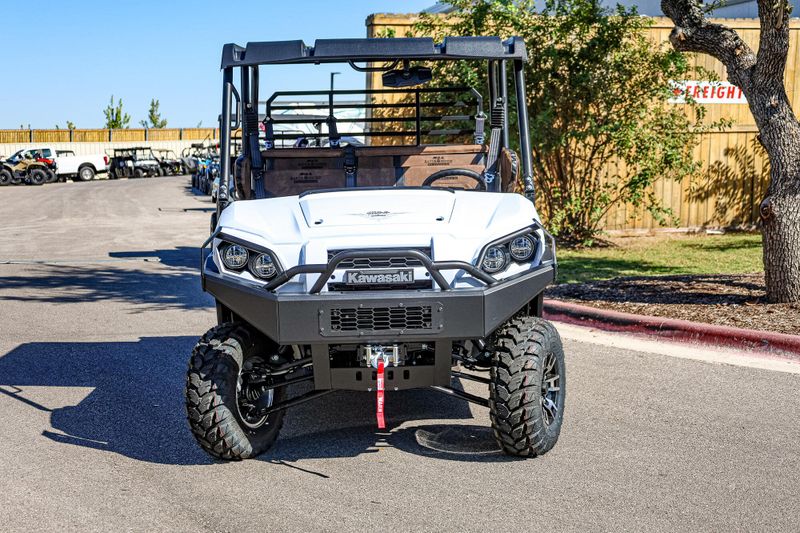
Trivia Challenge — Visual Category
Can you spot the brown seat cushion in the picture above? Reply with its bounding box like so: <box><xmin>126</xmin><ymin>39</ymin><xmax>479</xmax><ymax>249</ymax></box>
<box><xmin>258</xmin><ymin>144</ymin><xmax>490</xmax><ymax>197</ymax></box>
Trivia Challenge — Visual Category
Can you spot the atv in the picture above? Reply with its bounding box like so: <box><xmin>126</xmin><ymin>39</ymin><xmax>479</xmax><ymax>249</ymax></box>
<box><xmin>0</xmin><ymin>150</ymin><xmax>55</xmax><ymax>186</ymax></box>
<box><xmin>187</xmin><ymin>36</ymin><xmax>564</xmax><ymax>460</ymax></box>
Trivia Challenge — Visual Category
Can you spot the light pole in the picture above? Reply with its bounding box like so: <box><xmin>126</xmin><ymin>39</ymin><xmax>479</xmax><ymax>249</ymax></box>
<box><xmin>330</xmin><ymin>71</ymin><xmax>341</xmax><ymax>92</ymax></box>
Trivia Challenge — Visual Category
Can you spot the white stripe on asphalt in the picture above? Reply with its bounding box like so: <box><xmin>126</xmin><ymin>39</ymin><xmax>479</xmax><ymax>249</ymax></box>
<box><xmin>555</xmin><ymin>322</ymin><xmax>800</xmax><ymax>375</ymax></box>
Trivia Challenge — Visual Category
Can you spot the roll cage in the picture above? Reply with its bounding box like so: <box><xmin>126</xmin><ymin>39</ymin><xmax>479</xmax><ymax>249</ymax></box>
<box><xmin>216</xmin><ymin>36</ymin><xmax>536</xmax><ymax>218</ymax></box>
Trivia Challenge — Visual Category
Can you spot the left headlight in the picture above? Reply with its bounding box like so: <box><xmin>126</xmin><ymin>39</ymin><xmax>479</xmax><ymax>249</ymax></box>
<box><xmin>477</xmin><ymin>229</ymin><xmax>540</xmax><ymax>275</ymax></box>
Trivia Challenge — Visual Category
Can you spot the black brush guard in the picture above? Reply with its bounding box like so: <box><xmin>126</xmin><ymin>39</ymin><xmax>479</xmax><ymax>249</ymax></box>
<box><xmin>200</xmin><ymin>225</ymin><xmax>556</xmax><ymax>392</ymax></box>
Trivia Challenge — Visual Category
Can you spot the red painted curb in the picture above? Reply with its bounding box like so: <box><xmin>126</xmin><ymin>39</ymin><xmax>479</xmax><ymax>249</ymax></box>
<box><xmin>543</xmin><ymin>299</ymin><xmax>800</xmax><ymax>358</ymax></box>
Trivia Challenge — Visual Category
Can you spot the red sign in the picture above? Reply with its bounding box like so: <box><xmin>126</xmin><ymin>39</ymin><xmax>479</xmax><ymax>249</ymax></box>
<box><xmin>669</xmin><ymin>81</ymin><xmax>747</xmax><ymax>104</ymax></box>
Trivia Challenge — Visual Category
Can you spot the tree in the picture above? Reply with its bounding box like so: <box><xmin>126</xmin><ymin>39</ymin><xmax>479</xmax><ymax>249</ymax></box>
<box><xmin>66</xmin><ymin>120</ymin><xmax>75</xmax><ymax>130</ymax></box>
<box><xmin>103</xmin><ymin>95</ymin><xmax>131</xmax><ymax>129</ymax></box>
<box><xmin>142</xmin><ymin>98</ymin><xmax>168</xmax><ymax>129</ymax></box>
<box><xmin>416</xmin><ymin>0</ymin><xmax>717</xmax><ymax>245</ymax></box>
<box><xmin>661</xmin><ymin>0</ymin><xmax>800</xmax><ymax>302</ymax></box>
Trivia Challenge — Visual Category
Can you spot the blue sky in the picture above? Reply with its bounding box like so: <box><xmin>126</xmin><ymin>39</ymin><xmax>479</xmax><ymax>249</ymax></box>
<box><xmin>0</xmin><ymin>0</ymin><xmax>434</xmax><ymax>129</ymax></box>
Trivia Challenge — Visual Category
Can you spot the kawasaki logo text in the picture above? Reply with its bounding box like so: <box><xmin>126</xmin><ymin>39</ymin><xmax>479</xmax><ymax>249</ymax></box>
<box><xmin>344</xmin><ymin>269</ymin><xmax>414</xmax><ymax>285</ymax></box>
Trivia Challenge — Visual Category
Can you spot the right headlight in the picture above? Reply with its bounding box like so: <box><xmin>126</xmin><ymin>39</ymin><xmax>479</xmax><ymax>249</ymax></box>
<box><xmin>221</xmin><ymin>243</ymin><xmax>248</xmax><ymax>270</ymax></box>
<box><xmin>218</xmin><ymin>239</ymin><xmax>282</xmax><ymax>281</ymax></box>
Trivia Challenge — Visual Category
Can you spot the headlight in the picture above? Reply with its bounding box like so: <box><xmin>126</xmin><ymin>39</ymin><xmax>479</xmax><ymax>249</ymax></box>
<box><xmin>481</xmin><ymin>245</ymin><xmax>508</xmax><ymax>273</ymax></box>
<box><xmin>478</xmin><ymin>228</ymin><xmax>540</xmax><ymax>275</ymax></box>
<box><xmin>221</xmin><ymin>244</ymin><xmax>248</xmax><ymax>270</ymax></box>
<box><xmin>251</xmin><ymin>253</ymin><xmax>277</xmax><ymax>279</ymax></box>
<box><xmin>509</xmin><ymin>235</ymin><xmax>534</xmax><ymax>261</ymax></box>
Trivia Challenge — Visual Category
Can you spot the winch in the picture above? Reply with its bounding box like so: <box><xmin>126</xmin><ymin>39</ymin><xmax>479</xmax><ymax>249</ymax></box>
<box><xmin>359</xmin><ymin>344</ymin><xmax>402</xmax><ymax>430</ymax></box>
<box><xmin>360</xmin><ymin>344</ymin><xmax>401</xmax><ymax>369</ymax></box>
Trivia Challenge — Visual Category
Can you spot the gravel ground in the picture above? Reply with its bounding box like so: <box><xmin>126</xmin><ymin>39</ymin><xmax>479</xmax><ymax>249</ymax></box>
<box><xmin>547</xmin><ymin>273</ymin><xmax>800</xmax><ymax>335</ymax></box>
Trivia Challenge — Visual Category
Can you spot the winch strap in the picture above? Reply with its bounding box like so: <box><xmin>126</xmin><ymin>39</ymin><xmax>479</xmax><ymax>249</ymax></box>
<box><xmin>376</xmin><ymin>359</ymin><xmax>386</xmax><ymax>429</ymax></box>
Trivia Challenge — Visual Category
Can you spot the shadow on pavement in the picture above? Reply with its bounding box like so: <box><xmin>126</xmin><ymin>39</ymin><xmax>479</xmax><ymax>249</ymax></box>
<box><xmin>0</xmin><ymin>337</ymin><xmax>506</xmax><ymax>467</ymax></box>
<box><xmin>109</xmin><ymin>246</ymin><xmax>201</xmax><ymax>269</ymax></box>
<box><xmin>0</xmin><ymin>248</ymin><xmax>211</xmax><ymax>311</ymax></box>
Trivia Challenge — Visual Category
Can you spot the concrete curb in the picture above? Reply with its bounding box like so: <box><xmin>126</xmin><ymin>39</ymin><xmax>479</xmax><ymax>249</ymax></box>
<box><xmin>543</xmin><ymin>299</ymin><xmax>800</xmax><ymax>359</ymax></box>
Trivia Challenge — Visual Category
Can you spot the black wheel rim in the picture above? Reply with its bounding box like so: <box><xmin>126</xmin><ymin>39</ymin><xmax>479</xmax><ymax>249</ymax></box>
<box><xmin>236</xmin><ymin>360</ymin><xmax>275</xmax><ymax>429</ymax></box>
<box><xmin>540</xmin><ymin>352</ymin><xmax>561</xmax><ymax>426</ymax></box>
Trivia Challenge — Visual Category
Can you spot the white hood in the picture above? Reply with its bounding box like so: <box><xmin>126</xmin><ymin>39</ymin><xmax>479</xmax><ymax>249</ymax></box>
<box><xmin>220</xmin><ymin>189</ymin><xmax>539</xmax><ymax>243</ymax></box>
<box><xmin>217</xmin><ymin>189</ymin><xmax>542</xmax><ymax>290</ymax></box>
<box><xmin>299</xmin><ymin>189</ymin><xmax>455</xmax><ymax>227</ymax></box>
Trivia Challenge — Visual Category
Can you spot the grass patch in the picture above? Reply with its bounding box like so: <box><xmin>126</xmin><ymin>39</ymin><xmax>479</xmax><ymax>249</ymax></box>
<box><xmin>557</xmin><ymin>233</ymin><xmax>763</xmax><ymax>284</ymax></box>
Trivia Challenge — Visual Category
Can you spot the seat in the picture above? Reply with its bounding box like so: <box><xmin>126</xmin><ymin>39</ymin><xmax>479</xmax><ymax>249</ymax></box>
<box><xmin>253</xmin><ymin>144</ymin><xmax>494</xmax><ymax>197</ymax></box>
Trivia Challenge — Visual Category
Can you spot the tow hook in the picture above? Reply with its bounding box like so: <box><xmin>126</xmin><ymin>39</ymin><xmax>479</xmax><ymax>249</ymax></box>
<box><xmin>376</xmin><ymin>358</ymin><xmax>386</xmax><ymax>429</ymax></box>
<box><xmin>364</xmin><ymin>345</ymin><xmax>399</xmax><ymax>430</ymax></box>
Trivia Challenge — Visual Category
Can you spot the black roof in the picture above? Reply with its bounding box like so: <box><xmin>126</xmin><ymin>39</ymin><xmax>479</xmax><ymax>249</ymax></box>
<box><xmin>220</xmin><ymin>36</ymin><xmax>526</xmax><ymax>68</ymax></box>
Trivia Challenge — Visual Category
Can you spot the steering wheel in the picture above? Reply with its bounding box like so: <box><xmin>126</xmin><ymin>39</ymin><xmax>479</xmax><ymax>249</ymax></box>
<box><xmin>421</xmin><ymin>168</ymin><xmax>487</xmax><ymax>191</ymax></box>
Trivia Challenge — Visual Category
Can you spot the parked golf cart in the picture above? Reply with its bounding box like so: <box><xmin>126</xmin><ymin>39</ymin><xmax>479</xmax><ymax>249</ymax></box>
<box><xmin>186</xmin><ymin>36</ymin><xmax>563</xmax><ymax>461</ymax></box>
<box><xmin>194</xmin><ymin>144</ymin><xmax>224</xmax><ymax>195</ymax></box>
<box><xmin>154</xmin><ymin>149</ymin><xmax>185</xmax><ymax>176</ymax></box>
<box><xmin>108</xmin><ymin>147</ymin><xmax>161</xmax><ymax>179</ymax></box>
<box><xmin>181</xmin><ymin>143</ymin><xmax>209</xmax><ymax>179</ymax></box>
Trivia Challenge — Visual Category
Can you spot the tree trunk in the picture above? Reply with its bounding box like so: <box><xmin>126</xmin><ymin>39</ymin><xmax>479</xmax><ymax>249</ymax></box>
<box><xmin>756</xmin><ymin>103</ymin><xmax>800</xmax><ymax>302</ymax></box>
<box><xmin>661</xmin><ymin>0</ymin><xmax>800</xmax><ymax>302</ymax></box>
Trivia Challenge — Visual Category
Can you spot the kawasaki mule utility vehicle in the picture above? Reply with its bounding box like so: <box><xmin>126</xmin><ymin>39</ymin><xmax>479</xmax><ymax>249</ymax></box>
<box><xmin>187</xmin><ymin>36</ymin><xmax>565</xmax><ymax>460</ymax></box>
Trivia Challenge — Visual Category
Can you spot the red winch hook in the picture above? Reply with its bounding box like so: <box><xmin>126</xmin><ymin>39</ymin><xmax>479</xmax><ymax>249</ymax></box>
<box><xmin>376</xmin><ymin>358</ymin><xmax>386</xmax><ymax>429</ymax></box>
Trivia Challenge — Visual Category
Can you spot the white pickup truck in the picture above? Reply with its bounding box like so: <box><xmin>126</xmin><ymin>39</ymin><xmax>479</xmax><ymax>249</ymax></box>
<box><xmin>11</xmin><ymin>146</ymin><xmax>109</xmax><ymax>181</ymax></box>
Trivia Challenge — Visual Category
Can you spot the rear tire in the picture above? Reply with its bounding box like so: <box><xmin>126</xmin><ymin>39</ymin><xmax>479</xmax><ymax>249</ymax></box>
<box><xmin>76</xmin><ymin>165</ymin><xmax>95</xmax><ymax>182</ymax></box>
<box><xmin>28</xmin><ymin>169</ymin><xmax>46</xmax><ymax>186</ymax></box>
<box><xmin>185</xmin><ymin>323</ymin><xmax>286</xmax><ymax>460</ymax></box>
<box><xmin>489</xmin><ymin>316</ymin><xmax>565</xmax><ymax>457</ymax></box>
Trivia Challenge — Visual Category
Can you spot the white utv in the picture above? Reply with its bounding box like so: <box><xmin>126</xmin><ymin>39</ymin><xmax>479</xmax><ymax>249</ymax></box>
<box><xmin>187</xmin><ymin>36</ymin><xmax>565</xmax><ymax>460</ymax></box>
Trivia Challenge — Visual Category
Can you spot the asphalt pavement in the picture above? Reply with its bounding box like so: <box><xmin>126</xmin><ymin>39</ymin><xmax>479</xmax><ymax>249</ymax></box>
<box><xmin>0</xmin><ymin>177</ymin><xmax>798</xmax><ymax>532</ymax></box>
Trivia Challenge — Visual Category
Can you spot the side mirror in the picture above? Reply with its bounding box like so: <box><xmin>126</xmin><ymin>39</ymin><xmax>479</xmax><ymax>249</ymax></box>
<box><xmin>382</xmin><ymin>66</ymin><xmax>432</xmax><ymax>88</ymax></box>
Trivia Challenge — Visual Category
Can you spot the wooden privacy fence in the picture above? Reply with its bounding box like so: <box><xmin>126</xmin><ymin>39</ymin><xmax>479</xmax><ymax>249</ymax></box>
<box><xmin>366</xmin><ymin>14</ymin><xmax>791</xmax><ymax>230</ymax></box>
<box><xmin>600</xmin><ymin>127</ymin><xmax>769</xmax><ymax>230</ymax></box>
<box><xmin>0</xmin><ymin>128</ymin><xmax>220</xmax><ymax>144</ymax></box>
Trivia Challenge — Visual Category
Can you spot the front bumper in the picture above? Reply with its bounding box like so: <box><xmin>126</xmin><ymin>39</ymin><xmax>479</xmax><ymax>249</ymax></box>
<box><xmin>203</xmin><ymin>259</ymin><xmax>555</xmax><ymax>345</ymax></box>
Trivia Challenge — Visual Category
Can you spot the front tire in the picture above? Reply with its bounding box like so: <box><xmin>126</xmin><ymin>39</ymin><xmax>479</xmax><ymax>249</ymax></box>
<box><xmin>489</xmin><ymin>316</ymin><xmax>565</xmax><ymax>457</ymax></box>
<box><xmin>185</xmin><ymin>323</ymin><xmax>286</xmax><ymax>460</ymax></box>
<box><xmin>0</xmin><ymin>168</ymin><xmax>11</xmax><ymax>186</ymax></box>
